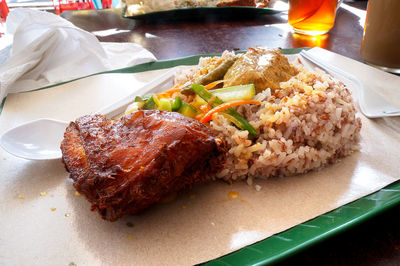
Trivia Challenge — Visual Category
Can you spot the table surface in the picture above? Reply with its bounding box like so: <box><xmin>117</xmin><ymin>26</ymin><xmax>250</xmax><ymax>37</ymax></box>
<box><xmin>61</xmin><ymin>2</ymin><xmax>400</xmax><ymax>265</ymax></box>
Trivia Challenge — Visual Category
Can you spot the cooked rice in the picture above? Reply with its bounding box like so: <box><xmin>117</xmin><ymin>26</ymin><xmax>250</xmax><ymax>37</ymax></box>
<box><xmin>176</xmin><ymin>54</ymin><xmax>362</xmax><ymax>184</ymax></box>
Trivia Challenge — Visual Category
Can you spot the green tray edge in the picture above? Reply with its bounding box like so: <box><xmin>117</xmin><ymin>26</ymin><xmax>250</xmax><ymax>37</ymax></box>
<box><xmin>2</xmin><ymin>47</ymin><xmax>398</xmax><ymax>265</ymax></box>
<box><xmin>205</xmin><ymin>181</ymin><xmax>400</xmax><ymax>266</ymax></box>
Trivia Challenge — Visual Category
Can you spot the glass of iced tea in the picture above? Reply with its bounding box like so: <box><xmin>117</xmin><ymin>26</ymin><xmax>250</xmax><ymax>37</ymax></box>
<box><xmin>288</xmin><ymin>0</ymin><xmax>343</xmax><ymax>36</ymax></box>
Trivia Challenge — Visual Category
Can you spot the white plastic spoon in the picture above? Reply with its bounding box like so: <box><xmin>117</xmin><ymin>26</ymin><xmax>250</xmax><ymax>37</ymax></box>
<box><xmin>0</xmin><ymin>68</ymin><xmax>176</xmax><ymax>160</ymax></box>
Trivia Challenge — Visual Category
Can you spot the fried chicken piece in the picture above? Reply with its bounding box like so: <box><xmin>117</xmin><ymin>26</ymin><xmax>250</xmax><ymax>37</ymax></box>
<box><xmin>61</xmin><ymin>110</ymin><xmax>226</xmax><ymax>221</ymax></box>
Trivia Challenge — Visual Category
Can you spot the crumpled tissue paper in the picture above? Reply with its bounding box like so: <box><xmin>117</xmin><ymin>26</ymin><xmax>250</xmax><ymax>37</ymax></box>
<box><xmin>0</xmin><ymin>8</ymin><xmax>157</xmax><ymax>102</ymax></box>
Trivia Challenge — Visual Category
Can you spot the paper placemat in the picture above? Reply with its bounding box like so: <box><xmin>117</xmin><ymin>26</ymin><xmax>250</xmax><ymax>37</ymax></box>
<box><xmin>0</xmin><ymin>48</ymin><xmax>399</xmax><ymax>265</ymax></box>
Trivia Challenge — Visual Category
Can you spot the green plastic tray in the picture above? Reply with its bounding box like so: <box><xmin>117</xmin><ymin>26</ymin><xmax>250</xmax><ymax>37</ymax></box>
<box><xmin>2</xmin><ymin>48</ymin><xmax>399</xmax><ymax>265</ymax></box>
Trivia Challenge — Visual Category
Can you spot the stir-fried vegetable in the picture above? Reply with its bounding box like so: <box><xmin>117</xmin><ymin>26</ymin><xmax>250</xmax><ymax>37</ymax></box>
<box><xmin>171</xmin><ymin>96</ymin><xmax>182</xmax><ymax>111</ymax></box>
<box><xmin>143</xmin><ymin>96</ymin><xmax>156</xmax><ymax>110</ymax></box>
<box><xmin>192</xmin><ymin>84</ymin><xmax>256</xmax><ymax>108</ymax></box>
<box><xmin>200</xmin><ymin>100</ymin><xmax>262</xmax><ymax>123</ymax></box>
<box><xmin>191</xmin><ymin>83</ymin><xmax>223</xmax><ymax>106</ymax></box>
<box><xmin>222</xmin><ymin>109</ymin><xmax>259</xmax><ymax>137</ymax></box>
<box><xmin>134</xmin><ymin>94</ymin><xmax>182</xmax><ymax>113</ymax></box>
<box><xmin>191</xmin><ymin>83</ymin><xmax>259</xmax><ymax>136</ymax></box>
<box><xmin>158</xmin><ymin>98</ymin><xmax>172</xmax><ymax>111</ymax></box>
<box><xmin>178</xmin><ymin>102</ymin><xmax>198</xmax><ymax>118</ymax></box>
<box><xmin>205</xmin><ymin>79</ymin><xmax>225</xmax><ymax>90</ymax></box>
<box><xmin>210</xmin><ymin>84</ymin><xmax>255</xmax><ymax>102</ymax></box>
<box><xmin>181</xmin><ymin>56</ymin><xmax>238</xmax><ymax>95</ymax></box>
<box><xmin>129</xmin><ymin>75</ymin><xmax>260</xmax><ymax>136</ymax></box>
<box><xmin>158</xmin><ymin>87</ymin><xmax>181</xmax><ymax>98</ymax></box>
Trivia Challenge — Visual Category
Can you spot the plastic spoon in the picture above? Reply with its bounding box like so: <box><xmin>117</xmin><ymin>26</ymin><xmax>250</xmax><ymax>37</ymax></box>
<box><xmin>0</xmin><ymin>68</ymin><xmax>176</xmax><ymax>160</ymax></box>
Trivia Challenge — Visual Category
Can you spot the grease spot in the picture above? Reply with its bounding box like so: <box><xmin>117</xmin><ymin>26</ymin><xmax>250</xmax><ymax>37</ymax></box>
<box><xmin>228</xmin><ymin>191</ymin><xmax>239</xmax><ymax>199</ymax></box>
<box><xmin>189</xmin><ymin>193</ymin><xmax>196</xmax><ymax>200</ymax></box>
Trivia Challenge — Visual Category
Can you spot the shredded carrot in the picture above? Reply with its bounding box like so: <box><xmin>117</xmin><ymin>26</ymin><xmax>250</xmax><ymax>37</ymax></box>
<box><xmin>199</xmin><ymin>104</ymin><xmax>212</xmax><ymax>113</ymax></box>
<box><xmin>199</xmin><ymin>100</ymin><xmax>262</xmax><ymax>123</ymax></box>
<box><xmin>194</xmin><ymin>114</ymin><xmax>204</xmax><ymax>121</ymax></box>
<box><xmin>157</xmin><ymin>93</ymin><xmax>168</xmax><ymax>99</ymax></box>
<box><xmin>205</xmin><ymin>80</ymin><xmax>225</xmax><ymax>90</ymax></box>
<box><xmin>158</xmin><ymin>88</ymin><xmax>181</xmax><ymax>98</ymax></box>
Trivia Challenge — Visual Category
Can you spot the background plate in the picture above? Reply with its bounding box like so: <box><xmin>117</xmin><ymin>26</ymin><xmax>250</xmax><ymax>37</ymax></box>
<box><xmin>121</xmin><ymin>5</ymin><xmax>284</xmax><ymax>20</ymax></box>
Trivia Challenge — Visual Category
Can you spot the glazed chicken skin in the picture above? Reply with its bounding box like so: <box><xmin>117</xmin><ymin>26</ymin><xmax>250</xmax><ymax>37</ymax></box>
<box><xmin>61</xmin><ymin>110</ymin><xmax>226</xmax><ymax>221</ymax></box>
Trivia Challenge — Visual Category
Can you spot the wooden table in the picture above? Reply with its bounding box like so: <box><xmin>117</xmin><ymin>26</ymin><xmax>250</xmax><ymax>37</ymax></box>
<box><xmin>61</xmin><ymin>2</ymin><xmax>400</xmax><ymax>265</ymax></box>
<box><xmin>62</xmin><ymin>2</ymin><xmax>367</xmax><ymax>62</ymax></box>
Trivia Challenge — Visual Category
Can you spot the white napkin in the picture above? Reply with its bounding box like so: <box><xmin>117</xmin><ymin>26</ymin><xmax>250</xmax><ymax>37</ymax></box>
<box><xmin>0</xmin><ymin>9</ymin><xmax>157</xmax><ymax>102</ymax></box>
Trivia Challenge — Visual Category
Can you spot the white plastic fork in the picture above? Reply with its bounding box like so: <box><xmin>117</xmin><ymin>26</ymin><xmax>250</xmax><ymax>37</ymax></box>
<box><xmin>300</xmin><ymin>50</ymin><xmax>400</xmax><ymax>118</ymax></box>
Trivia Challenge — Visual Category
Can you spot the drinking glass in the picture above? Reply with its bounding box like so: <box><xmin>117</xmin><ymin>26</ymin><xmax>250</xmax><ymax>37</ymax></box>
<box><xmin>288</xmin><ymin>0</ymin><xmax>343</xmax><ymax>36</ymax></box>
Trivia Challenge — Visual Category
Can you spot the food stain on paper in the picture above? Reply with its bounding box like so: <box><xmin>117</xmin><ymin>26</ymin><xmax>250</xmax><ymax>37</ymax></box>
<box><xmin>50</xmin><ymin>208</ymin><xmax>56</xmax><ymax>211</ymax></box>
<box><xmin>228</xmin><ymin>191</ymin><xmax>239</xmax><ymax>199</ymax></box>
<box><xmin>216</xmin><ymin>191</ymin><xmax>240</xmax><ymax>203</ymax></box>
<box><xmin>218</xmin><ymin>191</ymin><xmax>252</xmax><ymax>209</ymax></box>
<box><xmin>240</xmin><ymin>199</ymin><xmax>254</xmax><ymax>210</ymax></box>
<box><xmin>18</xmin><ymin>195</ymin><xmax>24</xmax><ymax>199</ymax></box>
<box><xmin>189</xmin><ymin>193</ymin><xmax>196</xmax><ymax>200</ymax></box>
